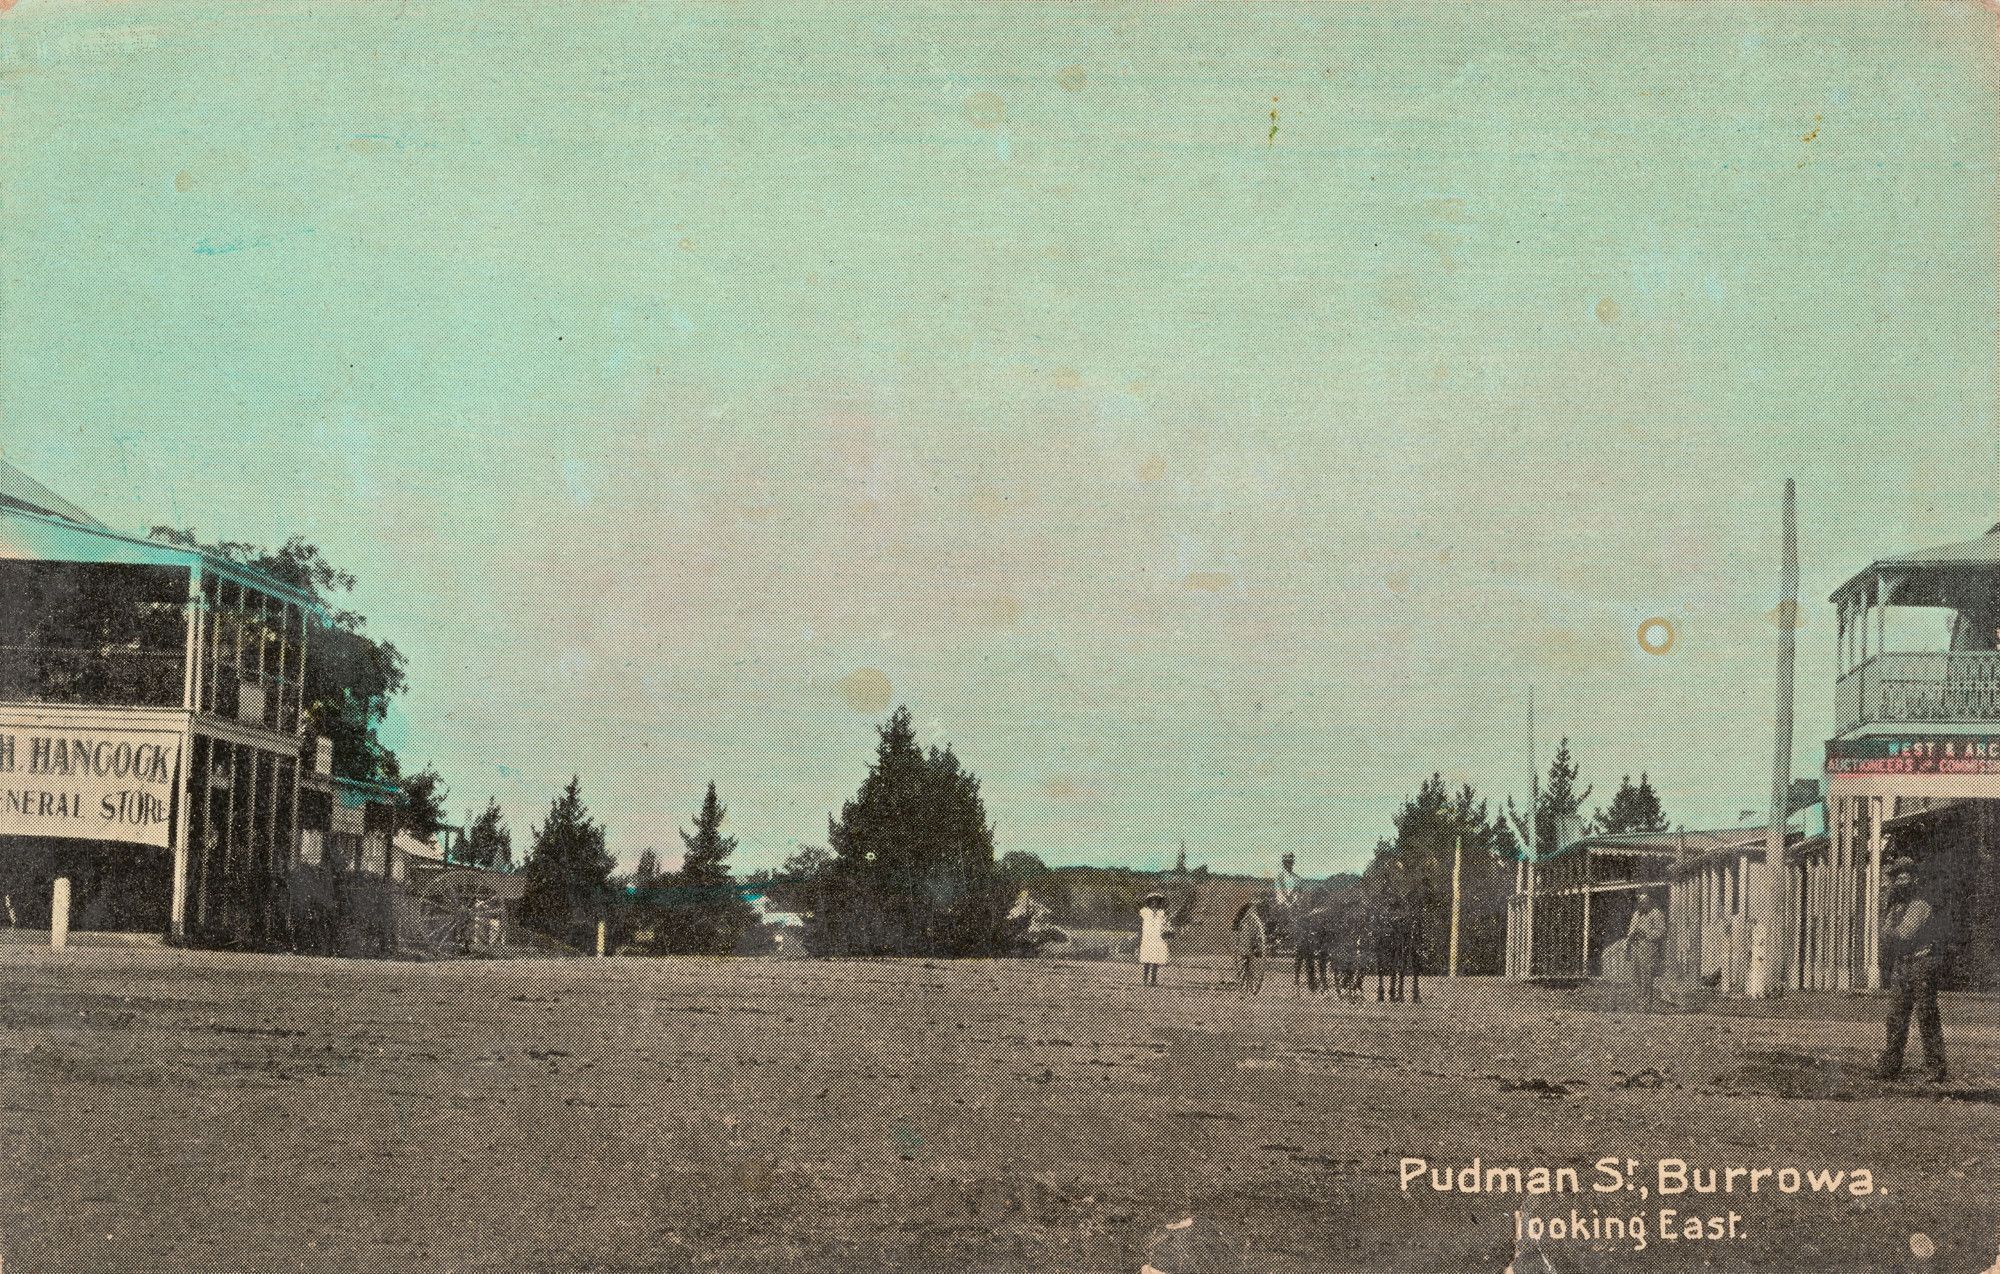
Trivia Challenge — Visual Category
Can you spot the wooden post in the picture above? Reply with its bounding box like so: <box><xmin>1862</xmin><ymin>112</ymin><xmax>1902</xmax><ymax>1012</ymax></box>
<box><xmin>1580</xmin><ymin>883</ymin><xmax>1592</xmax><ymax>977</ymax></box>
<box><xmin>169</xmin><ymin>735</ymin><xmax>192</xmax><ymax>941</ymax></box>
<box><xmin>1832</xmin><ymin>792</ymin><xmax>1840</xmax><ymax>988</ymax></box>
<box><xmin>170</xmin><ymin>564</ymin><xmax>202</xmax><ymax>942</ymax></box>
<box><xmin>50</xmin><ymin>878</ymin><xmax>71</xmax><ymax>950</ymax></box>
<box><xmin>596</xmin><ymin>919</ymin><xmax>607</xmax><ymax>957</ymax></box>
<box><xmin>1812</xmin><ymin>855</ymin><xmax>1822</xmax><ymax>990</ymax></box>
<box><xmin>1800</xmin><ymin>856</ymin><xmax>1816</xmax><ymax>992</ymax></box>
<box><xmin>1876</xmin><ymin>572</ymin><xmax>1886</xmax><ymax>661</ymax></box>
<box><xmin>1802</xmin><ymin>856</ymin><xmax>1815</xmax><ymax>989</ymax></box>
<box><xmin>1448</xmin><ymin>833</ymin><xmax>1463</xmax><ymax>978</ymax></box>
<box><xmin>1524</xmin><ymin>860</ymin><xmax>1537</xmax><ymax>976</ymax></box>
<box><xmin>1864</xmin><ymin>796</ymin><xmax>1884</xmax><ymax>990</ymax></box>
<box><xmin>1845</xmin><ymin>795</ymin><xmax>1858</xmax><ymax>989</ymax></box>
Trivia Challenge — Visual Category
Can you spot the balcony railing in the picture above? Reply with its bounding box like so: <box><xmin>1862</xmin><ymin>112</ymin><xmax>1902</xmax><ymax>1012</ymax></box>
<box><xmin>1834</xmin><ymin>651</ymin><xmax>2000</xmax><ymax>734</ymax></box>
<box><xmin>0</xmin><ymin>645</ymin><xmax>186</xmax><ymax>709</ymax></box>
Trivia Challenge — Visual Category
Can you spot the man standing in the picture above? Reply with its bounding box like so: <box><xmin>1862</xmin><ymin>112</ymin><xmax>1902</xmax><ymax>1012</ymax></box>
<box><xmin>1874</xmin><ymin>859</ymin><xmax>1951</xmax><ymax>1083</ymax></box>
<box><xmin>1271</xmin><ymin>852</ymin><xmax>1304</xmax><ymax>943</ymax></box>
<box><xmin>1626</xmin><ymin>891</ymin><xmax>1668</xmax><ymax>1012</ymax></box>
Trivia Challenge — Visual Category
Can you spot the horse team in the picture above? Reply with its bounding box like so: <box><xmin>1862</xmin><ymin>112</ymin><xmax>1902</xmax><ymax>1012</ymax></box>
<box><xmin>1233</xmin><ymin>881</ymin><xmax>1427</xmax><ymax>1004</ymax></box>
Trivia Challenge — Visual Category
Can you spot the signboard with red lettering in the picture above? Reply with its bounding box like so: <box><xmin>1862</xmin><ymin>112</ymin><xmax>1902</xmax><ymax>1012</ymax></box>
<box><xmin>1825</xmin><ymin>734</ymin><xmax>2000</xmax><ymax>777</ymax></box>
<box><xmin>0</xmin><ymin>725</ymin><xmax>182</xmax><ymax>848</ymax></box>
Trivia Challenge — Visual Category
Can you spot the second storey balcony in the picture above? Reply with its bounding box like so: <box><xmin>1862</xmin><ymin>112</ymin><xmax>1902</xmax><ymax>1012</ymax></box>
<box><xmin>1832</xmin><ymin>525</ymin><xmax>2000</xmax><ymax>737</ymax></box>
<box><xmin>1836</xmin><ymin>651</ymin><xmax>2000</xmax><ymax>734</ymax></box>
<box><xmin>0</xmin><ymin>507</ymin><xmax>317</xmax><ymax>735</ymax></box>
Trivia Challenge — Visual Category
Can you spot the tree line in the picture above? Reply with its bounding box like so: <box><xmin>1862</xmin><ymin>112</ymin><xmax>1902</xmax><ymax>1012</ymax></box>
<box><xmin>507</xmin><ymin>707</ymin><xmax>1019</xmax><ymax>958</ymax></box>
<box><xmin>150</xmin><ymin>529</ymin><xmax>1674</xmax><ymax>968</ymax></box>
<box><xmin>1345</xmin><ymin>741</ymin><xmax>1671</xmax><ymax>976</ymax></box>
<box><xmin>439</xmin><ymin>720</ymin><xmax>1676</xmax><ymax>968</ymax></box>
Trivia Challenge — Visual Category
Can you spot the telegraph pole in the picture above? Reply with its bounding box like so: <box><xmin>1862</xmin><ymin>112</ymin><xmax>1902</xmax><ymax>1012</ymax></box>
<box><xmin>1752</xmin><ymin>479</ymin><xmax>1799</xmax><ymax>996</ymax></box>
<box><xmin>1523</xmin><ymin>688</ymin><xmax>1538</xmax><ymax>978</ymax></box>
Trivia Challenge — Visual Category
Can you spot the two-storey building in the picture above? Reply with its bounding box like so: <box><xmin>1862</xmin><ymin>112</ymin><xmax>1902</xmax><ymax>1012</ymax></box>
<box><xmin>1811</xmin><ymin>525</ymin><xmax>2000</xmax><ymax>991</ymax></box>
<box><xmin>0</xmin><ymin>462</ymin><xmax>399</xmax><ymax>948</ymax></box>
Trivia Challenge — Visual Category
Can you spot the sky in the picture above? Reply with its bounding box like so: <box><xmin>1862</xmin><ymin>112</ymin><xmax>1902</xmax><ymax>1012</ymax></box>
<box><xmin>3</xmin><ymin>2</ymin><xmax>1997</xmax><ymax>878</ymax></box>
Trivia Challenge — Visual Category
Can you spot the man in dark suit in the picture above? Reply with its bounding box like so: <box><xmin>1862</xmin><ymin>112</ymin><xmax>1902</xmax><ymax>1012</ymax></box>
<box><xmin>1874</xmin><ymin>859</ymin><xmax>1951</xmax><ymax>1083</ymax></box>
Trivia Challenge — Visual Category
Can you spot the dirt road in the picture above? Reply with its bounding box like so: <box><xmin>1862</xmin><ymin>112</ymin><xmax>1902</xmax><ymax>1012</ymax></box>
<box><xmin>1</xmin><ymin>946</ymin><xmax>1994</xmax><ymax>1273</ymax></box>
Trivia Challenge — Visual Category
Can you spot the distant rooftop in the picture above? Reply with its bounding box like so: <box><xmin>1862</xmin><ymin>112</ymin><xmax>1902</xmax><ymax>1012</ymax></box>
<box><xmin>0</xmin><ymin>458</ymin><xmax>104</xmax><ymax>528</ymax></box>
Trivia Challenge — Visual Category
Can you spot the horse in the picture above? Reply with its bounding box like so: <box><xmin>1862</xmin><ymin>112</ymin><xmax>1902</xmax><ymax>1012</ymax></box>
<box><xmin>1370</xmin><ymin>888</ymin><xmax>1425</xmax><ymax>1004</ymax></box>
<box><xmin>1294</xmin><ymin>896</ymin><xmax>1338</xmax><ymax>996</ymax></box>
<box><xmin>1329</xmin><ymin>904</ymin><xmax>1369</xmax><ymax>1001</ymax></box>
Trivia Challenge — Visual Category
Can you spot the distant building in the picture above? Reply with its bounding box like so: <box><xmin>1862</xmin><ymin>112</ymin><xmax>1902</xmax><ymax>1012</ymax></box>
<box><xmin>1504</xmin><ymin>827</ymin><xmax>1677</xmax><ymax>979</ymax></box>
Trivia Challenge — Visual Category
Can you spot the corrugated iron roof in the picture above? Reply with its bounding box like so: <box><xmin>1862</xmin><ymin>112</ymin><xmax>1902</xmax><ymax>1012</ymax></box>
<box><xmin>1830</xmin><ymin>523</ymin><xmax>2000</xmax><ymax>603</ymax></box>
<box><xmin>0</xmin><ymin>500</ymin><xmax>322</xmax><ymax>612</ymax></box>
<box><xmin>0</xmin><ymin>458</ymin><xmax>105</xmax><ymax>528</ymax></box>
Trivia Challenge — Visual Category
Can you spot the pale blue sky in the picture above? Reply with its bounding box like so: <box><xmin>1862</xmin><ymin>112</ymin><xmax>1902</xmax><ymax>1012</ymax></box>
<box><xmin>4</xmin><ymin>2</ymin><xmax>1996</xmax><ymax>875</ymax></box>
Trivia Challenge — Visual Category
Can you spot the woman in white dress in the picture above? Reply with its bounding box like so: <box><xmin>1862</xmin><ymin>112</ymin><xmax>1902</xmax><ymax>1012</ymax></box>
<box><xmin>1138</xmin><ymin>892</ymin><xmax>1173</xmax><ymax>986</ymax></box>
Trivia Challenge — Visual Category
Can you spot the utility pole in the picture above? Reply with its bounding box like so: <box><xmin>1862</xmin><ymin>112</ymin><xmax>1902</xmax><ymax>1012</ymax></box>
<box><xmin>1523</xmin><ymin>688</ymin><xmax>1538</xmax><ymax>978</ymax></box>
<box><xmin>1752</xmin><ymin>479</ymin><xmax>1799</xmax><ymax>997</ymax></box>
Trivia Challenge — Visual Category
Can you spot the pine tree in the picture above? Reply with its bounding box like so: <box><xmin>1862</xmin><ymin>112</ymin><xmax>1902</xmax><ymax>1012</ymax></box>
<box><xmin>655</xmin><ymin>783</ymin><xmax>756</xmax><ymax>955</ymax></box>
<box><xmin>633</xmin><ymin>847</ymin><xmax>664</xmax><ymax>890</ymax></box>
<box><xmin>1594</xmin><ymin>773</ymin><xmax>1669</xmax><ymax>835</ymax></box>
<box><xmin>1538</xmin><ymin>739</ymin><xmax>1592</xmax><ymax>852</ymax></box>
<box><xmin>461</xmin><ymin>798</ymin><xmax>513</xmax><ymax>870</ymax></box>
<box><xmin>519</xmin><ymin>776</ymin><xmax>614</xmax><ymax>950</ymax></box>
<box><xmin>810</xmin><ymin>706</ymin><xmax>1004</xmax><ymax>957</ymax></box>
<box><xmin>1371</xmin><ymin>775</ymin><xmax>1520</xmax><ymax>974</ymax></box>
<box><xmin>1507</xmin><ymin>738</ymin><xmax>1594</xmax><ymax>859</ymax></box>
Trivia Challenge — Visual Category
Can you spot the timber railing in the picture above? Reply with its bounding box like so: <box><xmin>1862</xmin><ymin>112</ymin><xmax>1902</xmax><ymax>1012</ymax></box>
<box><xmin>1836</xmin><ymin>651</ymin><xmax>2000</xmax><ymax>734</ymax></box>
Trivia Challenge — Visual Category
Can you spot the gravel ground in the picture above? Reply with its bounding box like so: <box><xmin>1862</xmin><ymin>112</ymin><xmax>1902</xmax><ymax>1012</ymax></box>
<box><xmin>0</xmin><ymin>945</ymin><xmax>1995</xmax><ymax>1273</ymax></box>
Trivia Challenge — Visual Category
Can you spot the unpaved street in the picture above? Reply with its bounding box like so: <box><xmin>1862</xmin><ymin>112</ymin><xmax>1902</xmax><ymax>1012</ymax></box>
<box><xmin>1</xmin><ymin>946</ymin><xmax>1995</xmax><ymax>1273</ymax></box>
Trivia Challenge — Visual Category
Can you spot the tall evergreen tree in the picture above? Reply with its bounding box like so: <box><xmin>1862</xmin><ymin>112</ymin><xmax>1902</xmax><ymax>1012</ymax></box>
<box><xmin>1538</xmin><ymin>738</ymin><xmax>1592</xmax><ymax>852</ymax></box>
<box><xmin>461</xmin><ymin>798</ymin><xmax>514</xmax><ymax>870</ymax></box>
<box><xmin>1508</xmin><ymin>737</ymin><xmax>1594</xmax><ymax>859</ymax></box>
<box><xmin>519</xmin><ymin>776</ymin><xmax>614</xmax><ymax>950</ymax></box>
<box><xmin>809</xmin><ymin>706</ymin><xmax>1004</xmax><ymax>957</ymax></box>
<box><xmin>1369</xmin><ymin>776</ymin><xmax>1519</xmax><ymax>974</ymax></box>
<box><xmin>654</xmin><ymin>783</ymin><xmax>756</xmax><ymax>955</ymax></box>
<box><xmin>1593</xmin><ymin>773</ymin><xmax>1669</xmax><ymax>835</ymax></box>
<box><xmin>633</xmin><ymin>846</ymin><xmax>665</xmax><ymax>891</ymax></box>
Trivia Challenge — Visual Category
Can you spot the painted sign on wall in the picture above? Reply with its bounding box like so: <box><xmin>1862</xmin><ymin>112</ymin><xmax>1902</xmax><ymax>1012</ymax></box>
<box><xmin>1825</xmin><ymin>735</ymin><xmax>2000</xmax><ymax>777</ymax></box>
<box><xmin>0</xmin><ymin>725</ymin><xmax>181</xmax><ymax>848</ymax></box>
